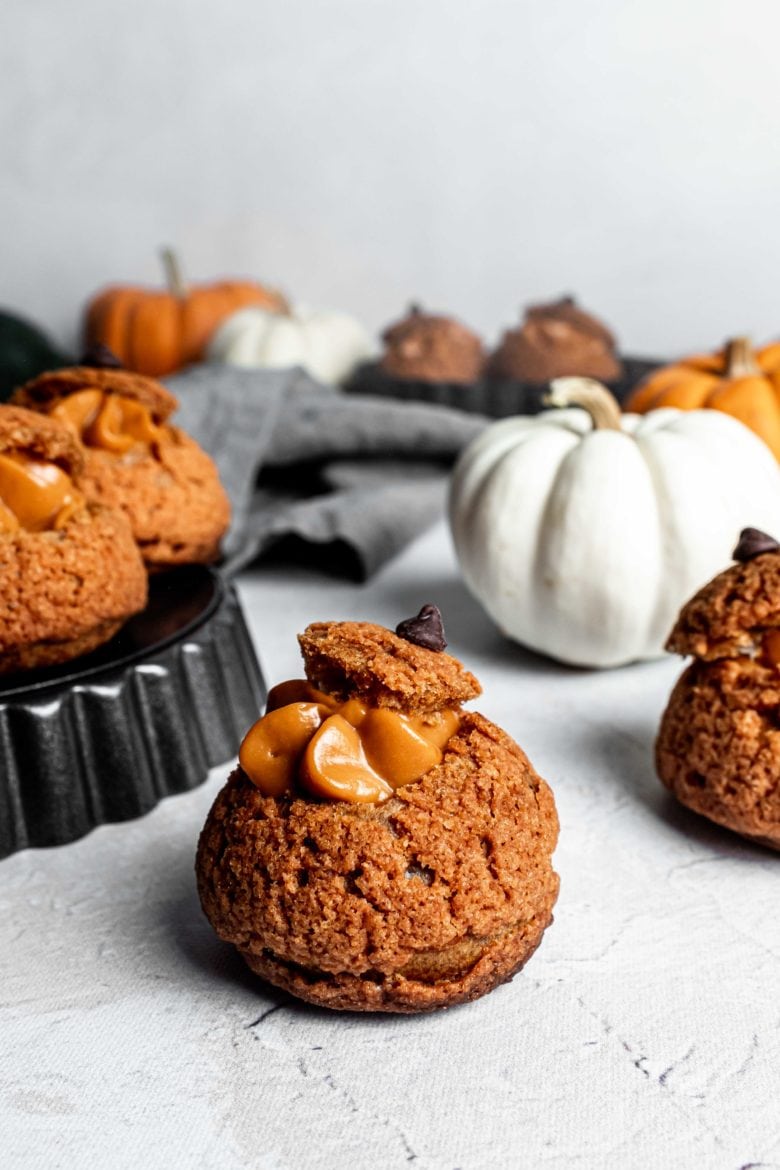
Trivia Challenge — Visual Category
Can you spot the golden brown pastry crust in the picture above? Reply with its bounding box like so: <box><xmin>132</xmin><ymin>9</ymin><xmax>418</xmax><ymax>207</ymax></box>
<box><xmin>526</xmin><ymin>296</ymin><xmax>616</xmax><ymax>349</ymax></box>
<box><xmin>657</xmin><ymin>658</ymin><xmax>780</xmax><ymax>849</ymax></box>
<box><xmin>380</xmin><ymin>310</ymin><xmax>484</xmax><ymax>384</ymax></box>
<box><xmin>666</xmin><ymin>552</ymin><xmax>780</xmax><ymax>661</ymax></box>
<box><xmin>14</xmin><ymin>367</ymin><xmax>178</xmax><ymax>422</ymax></box>
<box><xmin>298</xmin><ymin>621</ymin><xmax>481</xmax><ymax>714</ymax></box>
<box><xmin>197</xmin><ymin>711</ymin><xmax>559</xmax><ymax>1012</ymax></box>
<box><xmin>76</xmin><ymin>427</ymin><xmax>230</xmax><ymax>569</ymax></box>
<box><xmin>487</xmin><ymin>297</ymin><xmax>621</xmax><ymax>384</ymax></box>
<box><xmin>0</xmin><ymin>503</ymin><xmax>147</xmax><ymax>675</ymax></box>
<box><xmin>13</xmin><ymin>368</ymin><xmax>229</xmax><ymax>569</ymax></box>
<box><xmin>0</xmin><ymin>404</ymin><xmax>84</xmax><ymax>474</ymax></box>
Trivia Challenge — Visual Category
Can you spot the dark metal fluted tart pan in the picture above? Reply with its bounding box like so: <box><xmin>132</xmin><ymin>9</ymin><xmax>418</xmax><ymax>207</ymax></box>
<box><xmin>345</xmin><ymin>356</ymin><xmax>661</xmax><ymax>418</ymax></box>
<box><xmin>0</xmin><ymin>566</ymin><xmax>265</xmax><ymax>859</ymax></box>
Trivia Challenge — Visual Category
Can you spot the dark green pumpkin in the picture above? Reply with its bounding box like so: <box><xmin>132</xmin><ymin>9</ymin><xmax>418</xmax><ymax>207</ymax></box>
<box><xmin>0</xmin><ymin>311</ymin><xmax>71</xmax><ymax>401</ymax></box>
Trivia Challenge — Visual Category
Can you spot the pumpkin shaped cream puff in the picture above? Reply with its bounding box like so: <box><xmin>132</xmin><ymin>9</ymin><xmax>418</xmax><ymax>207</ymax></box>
<box><xmin>657</xmin><ymin>528</ymin><xmax>780</xmax><ymax>849</ymax></box>
<box><xmin>0</xmin><ymin>404</ymin><xmax>147</xmax><ymax>675</ymax></box>
<box><xmin>14</xmin><ymin>354</ymin><xmax>230</xmax><ymax>570</ymax></box>
<box><xmin>380</xmin><ymin>305</ymin><xmax>485</xmax><ymax>385</ymax></box>
<box><xmin>197</xmin><ymin>607</ymin><xmax>560</xmax><ymax>1012</ymax></box>
<box><xmin>487</xmin><ymin>295</ymin><xmax>621</xmax><ymax>385</ymax></box>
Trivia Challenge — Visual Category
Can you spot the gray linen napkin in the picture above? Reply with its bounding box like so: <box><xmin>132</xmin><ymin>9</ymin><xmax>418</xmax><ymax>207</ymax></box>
<box><xmin>166</xmin><ymin>364</ymin><xmax>487</xmax><ymax>579</ymax></box>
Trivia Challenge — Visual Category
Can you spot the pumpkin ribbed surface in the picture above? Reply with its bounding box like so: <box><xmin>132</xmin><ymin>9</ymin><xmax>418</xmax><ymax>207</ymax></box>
<box><xmin>626</xmin><ymin>337</ymin><xmax>780</xmax><ymax>459</ymax></box>
<box><xmin>85</xmin><ymin>281</ymin><xmax>288</xmax><ymax>377</ymax></box>
<box><xmin>449</xmin><ymin>383</ymin><xmax>780</xmax><ymax>667</ymax></box>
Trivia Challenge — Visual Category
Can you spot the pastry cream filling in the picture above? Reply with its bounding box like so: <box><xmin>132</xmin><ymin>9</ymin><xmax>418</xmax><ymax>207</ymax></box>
<box><xmin>239</xmin><ymin>678</ymin><xmax>461</xmax><ymax>803</ymax></box>
<box><xmin>0</xmin><ymin>452</ymin><xmax>84</xmax><ymax>534</ymax></box>
<box><xmin>51</xmin><ymin>389</ymin><xmax>165</xmax><ymax>455</ymax></box>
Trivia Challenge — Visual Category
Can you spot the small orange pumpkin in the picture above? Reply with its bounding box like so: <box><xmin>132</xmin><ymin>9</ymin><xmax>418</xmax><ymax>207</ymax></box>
<box><xmin>626</xmin><ymin>337</ymin><xmax>780</xmax><ymax>459</ymax></box>
<box><xmin>84</xmin><ymin>249</ymin><xmax>288</xmax><ymax>377</ymax></box>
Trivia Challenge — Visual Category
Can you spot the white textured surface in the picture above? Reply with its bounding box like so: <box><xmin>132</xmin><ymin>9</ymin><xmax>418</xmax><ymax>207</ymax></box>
<box><xmin>4</xmin><ymin>0</ymin><xmax>780</xmax><ymax>355</ymax></box>
<box><xmin>1</xmin><ymin>522</ymin><xmax>779</xmax><ymax>1170</ymax></box>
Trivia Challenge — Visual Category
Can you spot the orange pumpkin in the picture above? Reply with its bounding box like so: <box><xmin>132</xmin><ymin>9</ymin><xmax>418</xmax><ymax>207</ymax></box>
<box><xmin>84</xmin><ymin>249</ymin><xmax>289</xmax><ymax>376</ymax></box>
<box><xmin>626</xmin><ymin>337</ymin><xmax>780</xmax><ymax>459</ymax></box>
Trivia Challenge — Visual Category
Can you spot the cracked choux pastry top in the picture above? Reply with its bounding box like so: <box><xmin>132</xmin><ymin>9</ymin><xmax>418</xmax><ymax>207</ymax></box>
<box><xmin>0</xmin><ymin>403</ymin><xmax>147</xmax><ymax>675</ymax></box>
<box><xmin>657</xmin><ymin>527</ymin><xmax>780</xmax><ymax>849</ymax></box>
<box><xmin>196</xmin><ymin>606</ymin><xmax>560</xmax><ymax>1013</ymax></box>
<box><xmin>13</xmin><ymin>347</ymin><xmax>230</xmax><ymax>570</ymax></box>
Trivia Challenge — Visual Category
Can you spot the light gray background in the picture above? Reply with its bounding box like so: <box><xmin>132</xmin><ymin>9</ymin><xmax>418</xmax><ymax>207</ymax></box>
<box><xmin>3</xmin><ymin>0</ymin><xmax>780</xmax><ymax>357</ymax></box>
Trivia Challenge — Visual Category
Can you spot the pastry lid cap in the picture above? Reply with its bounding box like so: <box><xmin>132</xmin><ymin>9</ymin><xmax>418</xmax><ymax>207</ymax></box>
<box><xmin>667</xmin><ymin>549</ymin><xmax>780</xmax><ymax>660</ymax></box>
<box><xmin>298</xmin><ymin>620</ymin><xmax>481</xmax><ymax>714</ymax></box>
<box><xmin>0</xmin><ymin>403</ymin><xmax>84</xmax><ymax>476</ymax></box>
<box><xmin>382</xmin><ymin>306</ymin><xmax>482</xmax><ymax>349</ymax></box>
<box><xmin>14</xmin><ymin>366</ymin><xmax>178</xmax><ymax>423</ymax></box>
<box><xmin>525</xmin><ymin>295</ymin><xmax>616</xmax><ymax>349</ymax></box>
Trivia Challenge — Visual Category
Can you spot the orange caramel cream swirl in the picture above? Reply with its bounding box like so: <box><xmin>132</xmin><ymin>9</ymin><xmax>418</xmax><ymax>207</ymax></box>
<box><xmin>238</xmin><ymin>678</ymin><xmax>462</xmax><ymax>803</ymax></box>
<box><xmin>50</xmin><ymin>389</ymin><xmax>166</xmax><ymax>455</ymax></box>
<box><xmin>0</xmin><ymin>451</ymin><xmax>85</xmax><ymax>535</ymax></box>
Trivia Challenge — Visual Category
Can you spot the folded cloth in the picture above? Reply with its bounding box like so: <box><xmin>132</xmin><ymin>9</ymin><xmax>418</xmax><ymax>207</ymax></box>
<box><xmin>166</xmin><ymin>364</ymin><xmax>487</xmax><ymax>580</ymax></box>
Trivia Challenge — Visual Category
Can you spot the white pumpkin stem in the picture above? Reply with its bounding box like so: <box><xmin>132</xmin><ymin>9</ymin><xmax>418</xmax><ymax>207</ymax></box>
<box><xmin>725</xmin><ymin>336</ymin><xmax>760</xmax><ymax>378</ymax></box>
<box><xmin>160</xmin><ymin>246</ymin><xmax>187</xmax><ymax>299</ymax></box>
<box><xmin>545</xmin><ymin>377</ymin><xmax>623</xmax><ymax>431</ymax></box>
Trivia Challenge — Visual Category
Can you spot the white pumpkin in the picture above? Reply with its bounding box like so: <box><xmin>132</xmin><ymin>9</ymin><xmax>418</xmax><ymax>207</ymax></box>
<box><xmin>449</xmin><ymin>378</ymin><xmax>780</xmax><ymax>668</ymax></box>
<box><xmin>207</xmin><ymin>304</ymin><xmax>375</xmax><ymax>386</ymax></box>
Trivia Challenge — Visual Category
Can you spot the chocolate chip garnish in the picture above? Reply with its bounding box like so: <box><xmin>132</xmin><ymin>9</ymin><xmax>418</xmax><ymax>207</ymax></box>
<box><xmin>733</xmin><ymin>528</ymin><xmax>780</xmax><ymax>563</ymax></box>
<box><xmin>395</xmin><ymin>604</ymin><xmax>447</xmax><ymax>652</ymax></box>
<box><xmin>79</xmin><ymin>344</ymin><xmax>123</xmax><ymax>370</ymax></box>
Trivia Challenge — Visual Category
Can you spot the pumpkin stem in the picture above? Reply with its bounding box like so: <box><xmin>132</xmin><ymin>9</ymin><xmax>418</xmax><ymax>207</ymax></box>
<box><xmin>545</xmin><ymin>377</ymin><xmax>623</xmax><ymax>431</ymax></box>
<box><xmin>160</xmin><ymin>247</ymin><xmax>186</xmax><ymax>299</ymax></box>
<box><xmin>725</xmin><ymin>336</ymin><xmax>761</xmax><ymax>378</ymax></box>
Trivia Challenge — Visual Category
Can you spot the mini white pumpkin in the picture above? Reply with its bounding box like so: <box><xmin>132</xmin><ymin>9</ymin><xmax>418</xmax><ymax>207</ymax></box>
<box><xmin>207</xmin><ymin>304</ymin><xmax>375</xmax><ymax>386</ymax></box>
<box><xmin>449</xmin><ymin>378</ymin><xmax>780</xmax><ymax>668</ymax></box>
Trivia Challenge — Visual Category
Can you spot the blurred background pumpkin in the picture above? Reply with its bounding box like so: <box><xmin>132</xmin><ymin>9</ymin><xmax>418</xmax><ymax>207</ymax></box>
<box><xmin>83</xmin><ymin>249</ymin><xmax>288</xmax><ymax>377</ymax></box>
<box><xmin>207</xmin><ymin>303</ymin><xmax>374</xmax><ymax>386</ymax></box>
<box><xmin>626</xmin><ymin>336</ymin><xmax>780</xmax><ymax>459</ymax></box>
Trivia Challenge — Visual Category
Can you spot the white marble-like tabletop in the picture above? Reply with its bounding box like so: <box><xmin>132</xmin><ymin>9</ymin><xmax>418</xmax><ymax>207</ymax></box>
<box><xmin>2</xmin><ymin>522</ymin><xmax>778</xmax><ymax>1170</ymax></box>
